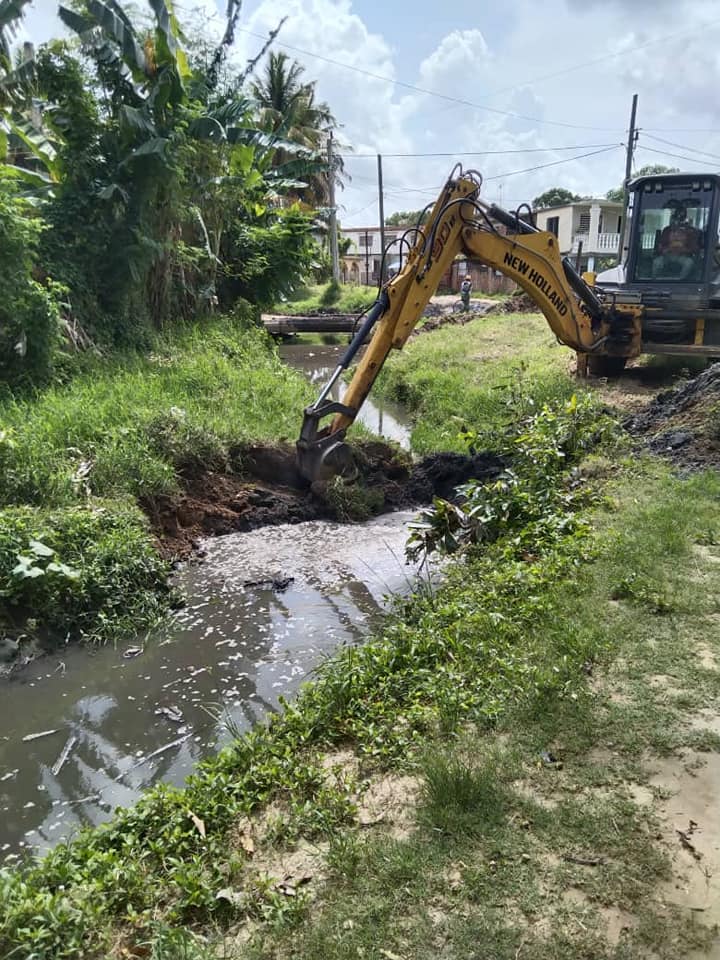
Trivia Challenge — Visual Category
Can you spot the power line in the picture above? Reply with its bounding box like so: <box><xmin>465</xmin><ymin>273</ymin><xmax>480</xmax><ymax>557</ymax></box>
<box><xmin>236</xmin><ymin>27</ymin><xmax>623</xmax><ymax>132</ymax></box>
<box><xmin>483</xmin><ymin>145</ymin><xmax>622</xmax><ymax>181</ymax></box>
<box><xmin>635</xmin><ymin>144</ymin><xmax>720</xmax><ymax>167</ymax></box>
<box><xmin>642</xmin><ymin>133</ymin><xmax>720</xmax><ymax>164</ymax></box>
<box><xmin>344</xmin><ymin>143</ymin><xmax>620</xmax><ymax>159</ymax></box>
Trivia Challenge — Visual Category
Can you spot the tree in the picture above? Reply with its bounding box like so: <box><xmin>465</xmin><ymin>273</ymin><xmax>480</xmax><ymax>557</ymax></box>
<box><xmin>532</xmin><ymin>187</ymin><xmax>581</xmax><ymax>210</ymax></box>
<box><xmin>251</xmin><ymin>51</ymin><xmax>340</xmax><ymax>205</ymax></box>
<box><xmin>385</xmin><ymin>209</ymin><xmax>429</xmax><ymax>226</ymax></box>
<box><xmin>605</xmin><ymin>164</ymin><xmax>680</xmax><ymax>202</ymax></box>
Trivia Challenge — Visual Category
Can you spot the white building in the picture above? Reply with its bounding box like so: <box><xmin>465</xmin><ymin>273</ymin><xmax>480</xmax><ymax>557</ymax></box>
<box><xmin>533</xmin><ymin>199</ymin><xmax>623</xmax><ymax>271</ymax></box>
<box><xmin>340</xmin><ymin>226</ymin><xmax>407</xmax><ymax>285</ymax></box>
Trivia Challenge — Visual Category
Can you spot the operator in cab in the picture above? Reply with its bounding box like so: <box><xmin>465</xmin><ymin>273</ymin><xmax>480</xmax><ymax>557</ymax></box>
<box><xmin>652</xmin><ymin>199</ymin><xmax>703</xmax><ymax>280</ymax></box>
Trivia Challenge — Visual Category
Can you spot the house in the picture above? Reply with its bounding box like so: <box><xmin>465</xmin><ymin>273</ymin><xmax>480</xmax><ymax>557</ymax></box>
<box><xmin>340</xmin><ymin>226</ymin><xmax>395</xmax><ymax>285</ymax></box>
<box><xmin>339</xmin><ymin>224</ymin><xmax>515</xmax><ymax>293</ymax></box>
<box><xmin>533</xmin><ymin>199</ymin><xmax>623</xmax><ymax>271</ymax></box>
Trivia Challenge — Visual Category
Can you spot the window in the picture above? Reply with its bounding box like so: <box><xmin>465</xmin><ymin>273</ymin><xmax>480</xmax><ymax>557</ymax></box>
<box><xmin>546</xmin><ymin>216</ymin><xmax>559</xmax><ymax>237</ymax></box>
<box><xmin>578</xmin><ymin>213</ymin><xmax>591</xmax><ymax>233</ymax></box>
<box><xmin>359</xmin><ymin>234</ymin><xmax>373</xmax><ymax>248</ymax></box>
<box><xmin>631</xmin><ymin>182</ymin><xmax>711</xmax><ymax>282</ymax></box>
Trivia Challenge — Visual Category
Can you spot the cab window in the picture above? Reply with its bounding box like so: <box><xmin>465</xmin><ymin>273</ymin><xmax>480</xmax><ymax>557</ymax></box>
<box><xmin>632</xmin><ymin>183</ymin><xmax>711</xmax><ymax>282</ymax></box>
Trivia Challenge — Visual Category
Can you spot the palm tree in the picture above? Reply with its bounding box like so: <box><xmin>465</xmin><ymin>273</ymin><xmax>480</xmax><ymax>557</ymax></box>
<box><xmin>251</xmin><ymin>51</ymin><xmax>341</xmax><ymax>206</ymax></box>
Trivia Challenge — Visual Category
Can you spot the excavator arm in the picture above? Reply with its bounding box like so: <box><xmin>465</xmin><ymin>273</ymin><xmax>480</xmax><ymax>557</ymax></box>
<box><xmin>297</xmin><ymin>170</ymin><xmax>640</xmax><ymax>484</ymax></box>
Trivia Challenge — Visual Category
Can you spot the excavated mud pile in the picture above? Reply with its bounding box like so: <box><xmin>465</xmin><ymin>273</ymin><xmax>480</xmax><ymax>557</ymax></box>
<box><xmin>487</xmin><ymin>292</ymin><xmax>538</xmax><ymax>314</ymax></box>
<box><xmin>145</xmin><ymin>441</ymin><xmax>505</xmax><ymax>559</ymax></box>
<box><xmin>627</xmin><ymin>362</ymin><xmax>720</xmax><ymax>470</ymax></box>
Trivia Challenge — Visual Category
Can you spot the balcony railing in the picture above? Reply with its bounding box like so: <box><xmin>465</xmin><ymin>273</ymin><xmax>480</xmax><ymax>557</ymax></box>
<box><xmin>571</xmin><ymin>232</ymin><xmax>621</xmax><ymax>254</ymax></box>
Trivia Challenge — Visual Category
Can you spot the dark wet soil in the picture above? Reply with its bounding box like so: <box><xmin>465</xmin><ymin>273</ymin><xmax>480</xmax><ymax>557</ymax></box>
<box><xmin>626</xmin><ymin>362</ymin><xmax>720</xmax><ymax>470</ymax></box>
<box><xmin>143</xmin><ymin>441</ymin><xmax>505</xmax><ymax>560</ymax></box>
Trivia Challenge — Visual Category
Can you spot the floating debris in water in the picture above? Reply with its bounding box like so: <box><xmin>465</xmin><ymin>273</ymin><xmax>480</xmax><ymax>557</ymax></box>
<box><xmin>51</xmin><ymin>736</ymin><xmax>77</xmax><ymax>777</ymax></box>
<box><xmin>22</xmin><ymin>729</ymin><xmax>60</xmax><ymax>743</ymax></box>
<box><xmin>155</xmin><ymin>705</ymin><xmax>184</xmax><ymax>724</ymax></box>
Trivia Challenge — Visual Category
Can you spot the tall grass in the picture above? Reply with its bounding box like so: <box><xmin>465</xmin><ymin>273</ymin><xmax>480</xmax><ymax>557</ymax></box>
<box><xmin>275</xmin><ymin>282</ymin><xmax>377</xmax><ymax>316</ymax></box>
<box><xmin>0</xmin><ymin>321</ymin><xmax>313</xmax><ymax>508</ymax></box>
<box><xmin>376</xmin><ymin>312</ymin><xmax>577</xmax><ymax>453</ymax></box>
<box><xmin>0</xmin><ymin>319</ymin><xmax>313</xmax><ymax>649</ymax></box>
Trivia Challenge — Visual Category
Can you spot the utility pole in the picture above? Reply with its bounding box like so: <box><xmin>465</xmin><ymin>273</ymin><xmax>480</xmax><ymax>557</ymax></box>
<box><xmin>327</xmin><ymin>133</ymin><xmax>340</xmax><ymax>283</ymax></box>
<box><xmin>364</xmin><ymin>230</ymin><xmax>370</xmax><ymax>285</ymax></box>
<box><xmin>617</xmin><ymin>93</ymin><xmax>639</xmax><ymax>264</ymax></box>
<box><xmin>377</xmin><ymin>153</ymin><xmax>386</xmax><ymax>284</ymax></box>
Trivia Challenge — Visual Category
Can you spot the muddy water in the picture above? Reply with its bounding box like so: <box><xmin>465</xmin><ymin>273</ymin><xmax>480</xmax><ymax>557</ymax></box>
<box><xmin>0</xmin><ymin>513</ymin><xmax>420</xmax><ymax>858</ymax></box>
<box><xmin>279</xmin><ymin>342</ymin><xmax>412</xmax><ymax>447</ymax></box>
<box><xmin>0</xmin><ymin>343</ymin><xmax>419</xmax><ymax>858</ymax></box>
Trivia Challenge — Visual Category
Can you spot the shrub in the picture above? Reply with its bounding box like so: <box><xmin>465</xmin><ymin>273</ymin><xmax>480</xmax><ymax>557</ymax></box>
<box><xmin>0</xmin><ymin>178</ymin><xmax>63</xmax><ymax>385</ymax></box>
<box><xmin>0</xmin><ymin>503</ymin><xmax>170</xmax><ymax>645</ymax></box>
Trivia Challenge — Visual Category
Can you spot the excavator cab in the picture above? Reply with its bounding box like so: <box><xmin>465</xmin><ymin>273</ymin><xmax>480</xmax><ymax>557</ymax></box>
<box><xmin>597</xmin><ymin>172</ymin><xmax>720</xmax><ymax>352</ymax></box>
<box><xmin>623</xmin><ymin>173</ymin><xmax>720</xmax><ymax>301</ymax></box>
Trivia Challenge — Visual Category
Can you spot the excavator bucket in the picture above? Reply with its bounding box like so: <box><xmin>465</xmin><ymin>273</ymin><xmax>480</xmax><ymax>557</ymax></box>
<box><xmin>296</xmin><ymin>398</ymin><xmax>358</xmax><ymax>485</ymax></box>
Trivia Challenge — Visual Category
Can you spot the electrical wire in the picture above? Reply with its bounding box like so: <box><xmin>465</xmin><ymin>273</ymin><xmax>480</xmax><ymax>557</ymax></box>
<box><xmin>635</xmin><ymin>144</ymin><xmax>720</xmax><ymax>168</ymax></box>
<box><xmin>482</xmin><ymin>144</ymin><xmax>622</xmax><ymax>181</ymax></box>
<box><xmin>641</xmin><ymin>134</ymin><xmax>720</xmax><ymax>164</ymax></box>
<box><xmin>235</xmin><ymin>27</ymin><xmax>624</xmax><ymax>132</ymax></box>
<box><xmin>346</xmin><ymin>143</ymin><xmax>620</xmax><ymax>159</ymax></box>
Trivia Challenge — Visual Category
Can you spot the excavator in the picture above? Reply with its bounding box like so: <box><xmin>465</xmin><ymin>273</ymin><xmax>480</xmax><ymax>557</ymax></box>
<box><xmin>297</xmin><ymin>165</ymin><xmax>720</xmax><ymax>484</ymax></box>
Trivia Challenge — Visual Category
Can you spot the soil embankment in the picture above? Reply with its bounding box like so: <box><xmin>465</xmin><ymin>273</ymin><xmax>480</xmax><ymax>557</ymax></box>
<box><xmin>627</xmin><ymin>361</ymin><xmax>720</xmax><ymax>470</ymax></box>
<box><xmin>144</xmin><ymin>441</ymin><xmax>504</xmax><ymax>559</ymax></box>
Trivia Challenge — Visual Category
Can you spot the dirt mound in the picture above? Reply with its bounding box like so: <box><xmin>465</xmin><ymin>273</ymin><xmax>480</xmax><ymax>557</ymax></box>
<box><xmin>487</xmin><ymin>292</ymin><xmax>538</xmax><ymax>314</ymax></box>
<box><xmin>626</xmin><ymin>362</ymin><xmax>720</xmax><ymax>470</ymax></box>
<box><xmin>144</xmin><ymin>442</ymin><xmax>505</xmax><ymax>559</ymax></box>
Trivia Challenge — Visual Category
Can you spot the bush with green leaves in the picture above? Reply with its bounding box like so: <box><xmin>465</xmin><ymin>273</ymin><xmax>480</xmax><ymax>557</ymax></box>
<box><xmin>0</xmin><ymin>178</ymin><xmax>62</xmax><ymax>385</ymax></box>
<box><xmin>407</xmin><ymin>394</ymin><xmax>619</xmax><ymax>561</ymax></box>
<box><xmin>0</xmin><ymin>394</ymin><xmax>618</xmax><ymax>959</ymax></box>
<box><xmin>0</xmin><ymin>503</ymin><xmax>169</xmax><ymax>645</ymax></box>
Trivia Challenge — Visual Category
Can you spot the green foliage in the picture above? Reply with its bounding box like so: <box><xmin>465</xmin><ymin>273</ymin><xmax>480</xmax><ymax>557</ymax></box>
<box><xmin>324</xmin><ymin>476</ymin><xmax>385</xmax><ymax>522</ymax></box>
<box><xmin>606</xmin><ymin>164</ymin><xmax>680</xmax><ymax>202</ymax></box>
<box><xmin>219</xmin><ymin>208</ymin><xmax>317</xmax><ymax>308</ymax></box>
<box><xmin>385</xmin><ymin>208</ymin><xmax>429</xmax><ymax>226</ymax></box>
<box><xmin>419</xmin><ymin>750</ymin><xmax>509</xmax><ymax>837</ymax></box>
<box><xmin>318</xmin><ymin>279</ymin><xmax>341</xmax><ymax>306</ymax></box>
<box><xmin>0</xmin><ymin>391</ymin><xmax>614</xmax><ymax>958</ymax></box>
<box><xmin>407</xmin><ymin>394</ymin><xmax>617</xmax><ymax>561</ymax></box>
<box><xmin>0</xmin><ymin>177</ymin><xmax>62</xmax><ymax>384</ymax></box>
<box><xmin>377</xmin><ymin>312</ymin><xmax>577</xmax><ymax>455</ymax></box>
<box><xmin>0</xmin><ymin>320</ymin><xmax>311</xmax><ymax>649</ymax></box>
<box><xmin>0</xmin><ymin>3</ymin><xmax>331</xmax><ymax>372</ymax></box>
<box><xmin>0</xmin><ymin>320</ymin><xmax>311</xmax><ymax>509</ymax></box>
<box><xmin>274</xmin><ymin>283</ymin><xmax>377</xmax><ymax>316</ymax></box>
<box><xmin>0</xmin><ymin>501</ymin><xmax>169</xmax><ymax>643</ymax></box>
<box><xmin>532</xmin><ymin>186</ymin><xmax>581</xmax><ymax>209</ymax></box>
<box><xmin>251</xmin><ymin>51</ymin><xmax>340</xmax><ymax>206</ymax></box>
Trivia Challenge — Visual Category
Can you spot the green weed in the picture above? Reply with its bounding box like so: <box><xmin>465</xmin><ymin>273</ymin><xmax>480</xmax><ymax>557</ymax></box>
<box><xmin>419</xmin><ymin>750</ymin><xmax>510</xmax><ymax>837</ymax></box>
<box><xmin>375</xmin><ymin>311</ymin><xmax>576</xmax><ymax>453</ymax></box>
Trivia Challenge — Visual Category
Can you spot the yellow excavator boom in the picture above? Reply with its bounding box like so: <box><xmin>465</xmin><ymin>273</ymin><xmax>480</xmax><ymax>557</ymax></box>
<box><xmin>296</xmin><ymin>171</ymin><xmax>640</xmax><ymax>484</ymax></box>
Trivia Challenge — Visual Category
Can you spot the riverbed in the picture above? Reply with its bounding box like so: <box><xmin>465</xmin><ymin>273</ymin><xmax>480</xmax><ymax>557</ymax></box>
<box><xmin>0</xmin><ymin>344</ymin><xmax>420</xmax><ymax>858</ymax></box>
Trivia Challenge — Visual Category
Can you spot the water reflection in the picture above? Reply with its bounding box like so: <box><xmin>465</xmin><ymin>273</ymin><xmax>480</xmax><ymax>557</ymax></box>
<box><xmin>278</xmin><ymin>342</ymin><xmax>412</xmax><ymax>447</ymax></box>
<box><xmin>0</xmin><ymin>512</ymin><xmax>418</xmax><ymax>856</ymax></box>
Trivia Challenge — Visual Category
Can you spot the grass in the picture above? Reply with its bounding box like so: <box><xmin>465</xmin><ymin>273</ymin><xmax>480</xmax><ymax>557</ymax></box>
<box><xmin>0</xmin><ymin>320</ymin><xmax>312</xmax><ymax>509</ymax></box>
<box><xmin>232</xmin><ymin>465</ymin><xmax>720</xmax><ymax>960</ymax></box>
<box><xmin>3</xmin><ymin>309</ymin><xmax>720</xmax><ymax>958</ymax></box>
<box><xmin>273</xmin><ymin>282</ymin><xmax>378</xmax><ymax>316</ymax></box>
<box><xmin>0</xmin><ymin>318</ymin><xmax>313</xmax><ymax>652</ymax></box>
<box><xmin>376</xmin><ymin>310</ymin><xmax>575</xmax><ymax>453</ymax></box>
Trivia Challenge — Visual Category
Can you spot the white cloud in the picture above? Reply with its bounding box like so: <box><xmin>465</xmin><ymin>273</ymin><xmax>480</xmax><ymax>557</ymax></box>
<box><xmin>14</xmin><ymin>0</ymin><xmax>720</xmax><ymax>223</ymax></box>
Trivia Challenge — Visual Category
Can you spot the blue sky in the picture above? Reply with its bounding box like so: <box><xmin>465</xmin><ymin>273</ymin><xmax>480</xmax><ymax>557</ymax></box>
<box><xmin>20</xmin><ymin>0</ymin><xmax>720</xmax><ymax>224</ymax></box>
